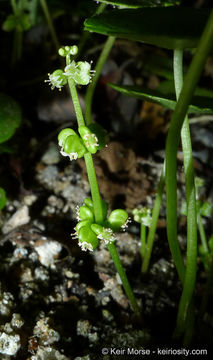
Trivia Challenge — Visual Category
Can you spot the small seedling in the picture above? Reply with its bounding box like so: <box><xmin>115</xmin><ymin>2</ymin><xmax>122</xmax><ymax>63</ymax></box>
<box><xmin>46</xmin><ymin>45</ymin><xmax>141</xmax><ymax>317</ymax></box>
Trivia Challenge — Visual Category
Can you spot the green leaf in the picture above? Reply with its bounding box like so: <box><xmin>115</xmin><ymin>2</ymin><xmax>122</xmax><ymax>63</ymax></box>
<box><xmin>158</xmin><ymin>80</ymin><xmax>213</xmax><ymax>100</ymax></box>
<box><xmin>84</xmin><ymin>7</ymin><xmax>209</xmax><ymax>50</ymax></box>
<box><xmin>0</xmin><ymin>187</ymin><xmax>7</xmax><ymax>211</ymax></box>
<box><xmin>19</xmin><ymin>13</ymin><xmax>31</xmax><ymax>31</ymax></box>
<box><xmin>2</xmin><ymin>14</ymin><xmax>16</xmax><ymax>32</ymax></box>
<box><xmin>200</xmin><ymin>202</ymin><xmax>213</xmax><ymax>218</ymax></box>
<box><xmin>94</xmin><ymin>0</ymin><xmax>179</xmax><ymax>8</ymax></box>
<box><xmin>0</xmin><ymin>93</ymin><xmax>21</xmax><ymax>144</ymax></box>
<box><xmin>108</xmin><ymin>83</ymin><xmax>213</xmax><ymax>114</ymax></box>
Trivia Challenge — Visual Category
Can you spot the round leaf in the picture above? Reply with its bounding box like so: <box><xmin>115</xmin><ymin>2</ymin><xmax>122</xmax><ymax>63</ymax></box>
<box><xmin>0</xmin><ymin>93</ymin><xmax>21</xmax><ymax>144</ymax></box>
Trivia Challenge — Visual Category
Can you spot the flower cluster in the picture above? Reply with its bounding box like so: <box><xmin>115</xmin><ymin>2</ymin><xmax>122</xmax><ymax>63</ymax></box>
<box><xmin>58</xmin><ymin>124</ymin><xmax>108</xmax><ymax>160</ymax></box>
<box><xmin>45</xmin><ymin>45</ymin><xmax>95</xmax><ymax>90</ymax></box>
<box><xmin>72</xmin><ymin>198</ymin><xmax>130</xmax><ymax>252</ymax></box>
<box><xmin>132</xmin><ymin>207</ymin><xmax>152</xmax><ymax>227</ymax></box>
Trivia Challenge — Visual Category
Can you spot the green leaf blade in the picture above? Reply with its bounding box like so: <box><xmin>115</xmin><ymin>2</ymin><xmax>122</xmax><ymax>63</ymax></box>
<box><xmin>94</xmin><ymin>0</ymin><xmax>180</xmax><ymax>8</ymax></box>
<box><xmin>84</xmin><ymin>7</ymin><xmax>209</xmax><ymax>50</ymax></box>
<box><xmin>0</xmin><ymin>93</ymin><xmax>22</xmax><ymax>144</ymax></box>
<box><xmin>109</xmin><ymin>83</ymin><xmax>213</xmax><ymax>114</ymax></box>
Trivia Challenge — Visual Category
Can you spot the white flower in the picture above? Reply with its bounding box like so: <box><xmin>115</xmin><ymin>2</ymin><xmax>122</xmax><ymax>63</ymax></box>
<box><xmin>97</xmin><ymin>227</ymin><xmax>116</xmax><ymax>244</ymax></box>
<box><xmin>79</xmin><ymin>241</ymin><xmax>94</xmax><ymax>252</ymax></box>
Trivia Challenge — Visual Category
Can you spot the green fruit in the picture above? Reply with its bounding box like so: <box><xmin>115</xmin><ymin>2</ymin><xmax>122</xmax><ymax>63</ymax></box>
<box><xmin>107</xmin><ymin>209</ymin><xmax>129</xmax><ymax>231</ymax></box>
<box><xmin>78</xmin><ymin>225</ymin><xmax>99</xmax><ymax>251</ymax></box>
<box><xmin>63</xmin><ymin>135</ymin><xmax>87</xmax><ymax>159</ymax></box>
<box><xmin>79</xmin><ymin>205</ymin><xmax>95</xmax><ymax>222</ymax></box>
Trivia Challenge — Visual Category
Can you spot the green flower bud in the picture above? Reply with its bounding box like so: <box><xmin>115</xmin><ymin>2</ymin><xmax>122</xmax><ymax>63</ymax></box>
<box><xmin>78</xmin><ymin>205</ymin><xmax>95</xmax><ymax>222</ymax></box>
<box><xmin>58</xmin><ymin>48</ymin><xmax>66</xmax><ymax>57</ymax></box>
<box><xmin>78</xmin><ymin>225</ymin><xmax>99</xmax><ymax>251</ymax></box>
<box><xmin>45</xmin><ymin>69</ymin><xmax>67</xmax><ymax>90</ymax></box>
<box><xmin>91</xmin><ymin>224</ymin><xmax>116</xmax><ymax>244</ymax></box>
<box><xmin>107</xmin><ymin>209</ymin><xmax>129</xmax><ymax>231</ymax></box>
<box><xmin>70</xmin><ymin>45</ymin><xmax>78</xmax><ymax>55</ymax></box>
<box><xmin>59</xmin><ymin>45</ymin><xmax>78</xmax><ymax>57</ymax></box>
<box><xmin>78</xmin><ymin>126</ymin><xmax>99</xmax><ymax>154</ymax></box>
<box><xmin>132</xmin><ymin>207</ymin><xmax>152</xmax><ymax>227</ymax></box>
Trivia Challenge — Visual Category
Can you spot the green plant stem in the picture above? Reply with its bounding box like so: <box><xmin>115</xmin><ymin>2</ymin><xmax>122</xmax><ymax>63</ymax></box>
<box><xmin>11</xmin><ymin>0</ymin><xmax>17</xmax><ymax>13</ymax></box>
<box><xmin>140</xmin><ymin>224</ymin><xmax>146</xmax><ymax>261</ymax></box>
<box><xmin>173</xmin><ymin>49</ymin><xmax>197</xmax><ymax>336</ymax></box>
<box><xmin>10</xmin><ymin>0</ymin><xmax>22</xmax><ymax>65</ymax></box>
<box><xmin>198</xmin><ymin>255</ymin><xmax>213</xmax><ymax>323</ymax></box>
<box><xmin>142</xmin><ymin>163</ymin><xmax>165</xmax><ymax>273</ymax></box>
<box><xmin>85</xmin><ymin>36</ymin><xmax>115</xmax><ymax>125</ymax></box>
<box><xmin>165</xmin><ymin>10</ymin><xmax>213</xmax><ymax>285</ymax></box>
<box><xmin>40</xmin><ymin>0</ymin><xmax>60</xmax><ymax>52</ymax></box>
<box><xmin>30</xmin><ymin>0</ymin><xmax>39</xmax><ymax>26</ymax></box>
<box><xmin>183</xmin><ymin>299</ymin><xmax>195</xmax><ymax>346</ymax></box>
<box><xmin>197</xmin><ymin>212</ymin><xmax>208</xmax><ymax>253</ymax></box>
<box><xmin>107</xmin><ymin>242</ymin><xmax>141</xmax><ymax>317</ymax></box>
<box><xmin>67</xmin><ymin>77</ymin><xmax>103</xmax><ymax>223</ymax></box>
<box><xmin>95</xmin><ymin>3</ymin><xmax>107</xmax><ymax>15</ymax></box>
<box><xmin>84</xmin><ymin>152</ymin><xmax>103</xmax><ymax>224</ymax></box>
<box><xmin>67</xmin><ymin>78</ymin><xmax>85</xmax><ymax>127</ymax></box>
<box><xmin>67</xmin><ymin>74</ymin><xmax>140</xmax><ymax>317</ymax></box>
<box><xmin>12</xmin><ymin>28</ymin><xmax>22</xmax><ymax>65</ymax></box>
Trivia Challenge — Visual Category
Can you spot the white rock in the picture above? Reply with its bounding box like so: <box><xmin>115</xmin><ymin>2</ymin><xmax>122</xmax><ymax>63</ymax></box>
<box><xmin>35</xmin><ymin>240</ymin><xmax>62</xmax><ymax>268</ymax></box>
<box><xmin>0</xmin><ymin>332</ymin><xmax>20</xmax><ymax>356</ymax></box>
<box><xmin>2</xmin><ymin>205</ymin><xmax>30</xmax><ymax>234</ymax></box>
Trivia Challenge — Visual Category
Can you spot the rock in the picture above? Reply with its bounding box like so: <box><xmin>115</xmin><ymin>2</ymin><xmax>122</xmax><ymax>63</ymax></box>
<box><xmin>29</xmin><ymin>347</ymin><xmax>69</xmax><ymax>360</ymax></box>
<box><xmin>34</xmin><ymin>239</ymin><xmax>62</xmax><ymax>268</ymax></box>
<box><xmin>2</xmin><ymin>205</ymin><xmax>30</xmax><ymax>234</ymax></box>
<box><xmin>0</xmin><ymin>332</ymin><xmax>20</xmax><ymax>356</ymax></box>
<box><xmin>33</xmin><ymin>317</ymin><xmax>60</xmax><ymax>346</ymax></box>
<box><xmin>41</xmin><ymin>142</ymin><xmax>60</xmax><ymax>165</ymax></box>
<box><xmin>0</xmin><ymin>291</ymin><xmax>15</xmax><ymax>317</ymax></box>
